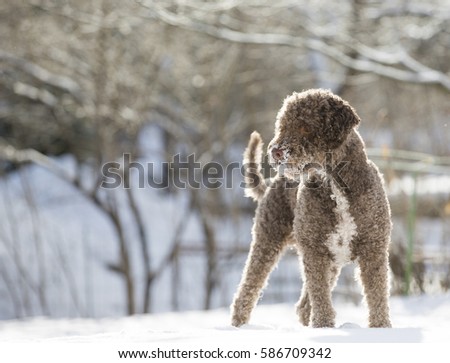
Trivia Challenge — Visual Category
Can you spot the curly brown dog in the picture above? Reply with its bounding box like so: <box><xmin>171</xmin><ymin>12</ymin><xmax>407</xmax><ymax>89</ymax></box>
<box><xmin>231</xmin><ymin>89</ymin><xmax>392</xmax><ymax>328</ymax></box>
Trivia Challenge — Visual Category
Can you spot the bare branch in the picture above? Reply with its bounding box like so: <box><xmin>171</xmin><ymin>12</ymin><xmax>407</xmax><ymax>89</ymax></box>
<box><xmin>157</xmin><ymin>0</ymin><xmax>300</xmax><ymax>12</ymax></box>
<box><xmin>306</xmin><ymin>39</ymin><xmax>450</xmax><ymax>91</ymax></box>
<box><xmin>13</xmin><ymin>82</ymin><xmax>58</xmax><ymax>107</ymax></box>
<box><xmin>366</xmin><ymin>5</ymin><xmax>450</xmax><ymax>20</ymax></box>
<box><xmin>141</xmin><ymin>3</ymin><xmax>303</xmax><ymax>46</ymax></box>
<box><xmin>0</xmin><ymin>140</ymin><xmax>110</xmax><ymax>214</ymax></box>
<box><xmin>0</xmin><ymin>50</ymin><xmax>84</xmax><ymax>102</ymax></box>
<box><xmin>0</xmin><ymin>140</ymin><xmax>71</xmax><ymax>181</ymax></box>
<box><xmin>31</xmin><ymin>1</ymin><xmax>144</xmax><ymax>31</ymax></box>
<box><xmin>140</xmin><ymin>3</ymin><xmax>450</xmax><ymax>91</ymax></box>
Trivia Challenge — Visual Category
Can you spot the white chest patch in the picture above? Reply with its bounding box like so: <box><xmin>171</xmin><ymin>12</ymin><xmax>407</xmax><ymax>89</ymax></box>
<box><xmin>326</xmin><ymin>182</ymin><xmax>357</xmax><ymax>266</ymax></box>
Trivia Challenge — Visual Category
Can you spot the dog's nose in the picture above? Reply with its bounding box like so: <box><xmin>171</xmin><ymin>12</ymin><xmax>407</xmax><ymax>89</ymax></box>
<box><xmin>271</xmin><ymin>147</ymin><xmax>284</xmax><ymax>161</ymax></box>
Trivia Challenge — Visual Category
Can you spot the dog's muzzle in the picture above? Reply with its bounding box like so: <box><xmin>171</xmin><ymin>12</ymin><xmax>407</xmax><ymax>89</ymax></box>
<box><xmin>269</xmin><ymin>144</ymin><xmax>290</xmax><ymax>165</ymax></box>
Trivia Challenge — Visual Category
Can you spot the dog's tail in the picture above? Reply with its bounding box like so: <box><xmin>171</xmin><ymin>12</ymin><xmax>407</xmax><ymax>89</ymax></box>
<box><xmin>243</xmin><ymin>131</ymin><xmax>267</xmax><ymax>202</ymax></box>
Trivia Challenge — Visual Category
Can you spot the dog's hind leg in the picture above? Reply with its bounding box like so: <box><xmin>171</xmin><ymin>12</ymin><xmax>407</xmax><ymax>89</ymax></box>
<box><xmin>296</xmin><ymin>287</ymin><xmax>311</xmax><ymax>326</ymax></box>
<box><xmin>230</xmin><ymin>225</ymin><xmax>288</xmax><ymax>327</ymax></box>
<box><xmin>231</xmin><ymin>185</ymin><xmax>294</xmax><ymax>327</ymax></box>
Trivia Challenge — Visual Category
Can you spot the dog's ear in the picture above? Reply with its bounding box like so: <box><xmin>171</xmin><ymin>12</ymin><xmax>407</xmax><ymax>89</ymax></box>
<box><xmin>322</xmin><ymin>98</ymin><xmax>361</xmax><ymax>149</ymax></box>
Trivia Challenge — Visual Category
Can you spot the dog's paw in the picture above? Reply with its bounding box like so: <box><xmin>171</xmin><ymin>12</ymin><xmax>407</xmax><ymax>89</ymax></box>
<box><xmin>312</xmin><ymin>320</ymin><xmax>336</xmax><ymax>328</ymax></box>
<box><xmin>311</xmin><ymin>312</ymin><xmax>336</xmax><ymax>328</ymax></box>
<box><xmin>369</xmin><ymin>319</ymin><xmax>392</xmax><ymax>328</ymax></box>
<box><xmin>299</xmin><ymin>311</ymin><xmax>311</xmax><ymax>327</ymax></box>
<box><xmin>231</xmin><ymin>315</ymin><xmax>249</xmax><ymax>328</ymax></box>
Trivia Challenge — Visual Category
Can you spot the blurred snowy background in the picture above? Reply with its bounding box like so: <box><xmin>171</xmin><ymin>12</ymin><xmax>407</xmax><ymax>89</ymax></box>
<box><xmin>0</xmin><ymin>0</ymin><xmax>449</xmax><ymax>321</ymax></box>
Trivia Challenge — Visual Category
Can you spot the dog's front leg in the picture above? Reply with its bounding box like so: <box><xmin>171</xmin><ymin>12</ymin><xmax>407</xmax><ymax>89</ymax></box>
<box><xmin>358</xmin><ymin>251</ymin><xmax>392</xmax><ymax>328</ymax></box>
<box><xmin>296</xmin><ymin>262</ymin><xmax>341</xmax><ymax>327</ymax></box>
<box><xmin>302</xmin><ymin>250</ymin><xmax>337</xmax><ymax>328</ymax></box>
<box><xmin>231</xmin><ymin>230</ymin><xmax>286</xmax><ymax>327</ymax></box>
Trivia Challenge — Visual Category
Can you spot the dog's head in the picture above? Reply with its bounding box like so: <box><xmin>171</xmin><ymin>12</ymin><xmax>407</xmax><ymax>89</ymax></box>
<box><xmin>268</xmin><ymin>89</ymin><xmax>360</xmax><ymax>178</ymax></box>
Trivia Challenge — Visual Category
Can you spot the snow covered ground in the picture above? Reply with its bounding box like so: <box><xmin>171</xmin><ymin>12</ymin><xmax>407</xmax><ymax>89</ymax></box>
<box><xmin>0</xmin><ymin>295</ymin><xmax>438</xmax><ymax>343</ymax></box>
<box><xmin>1</xmin><ymin>293</ymin><xmax>449</xmax><ymax>363</ymax></box>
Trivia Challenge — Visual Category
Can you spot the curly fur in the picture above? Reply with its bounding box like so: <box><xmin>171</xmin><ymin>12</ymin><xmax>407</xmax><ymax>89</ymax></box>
<box><xmin>231</xmin><ymin>89</ymin><xmax>392</xmax><ymax>328</ymax></box>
